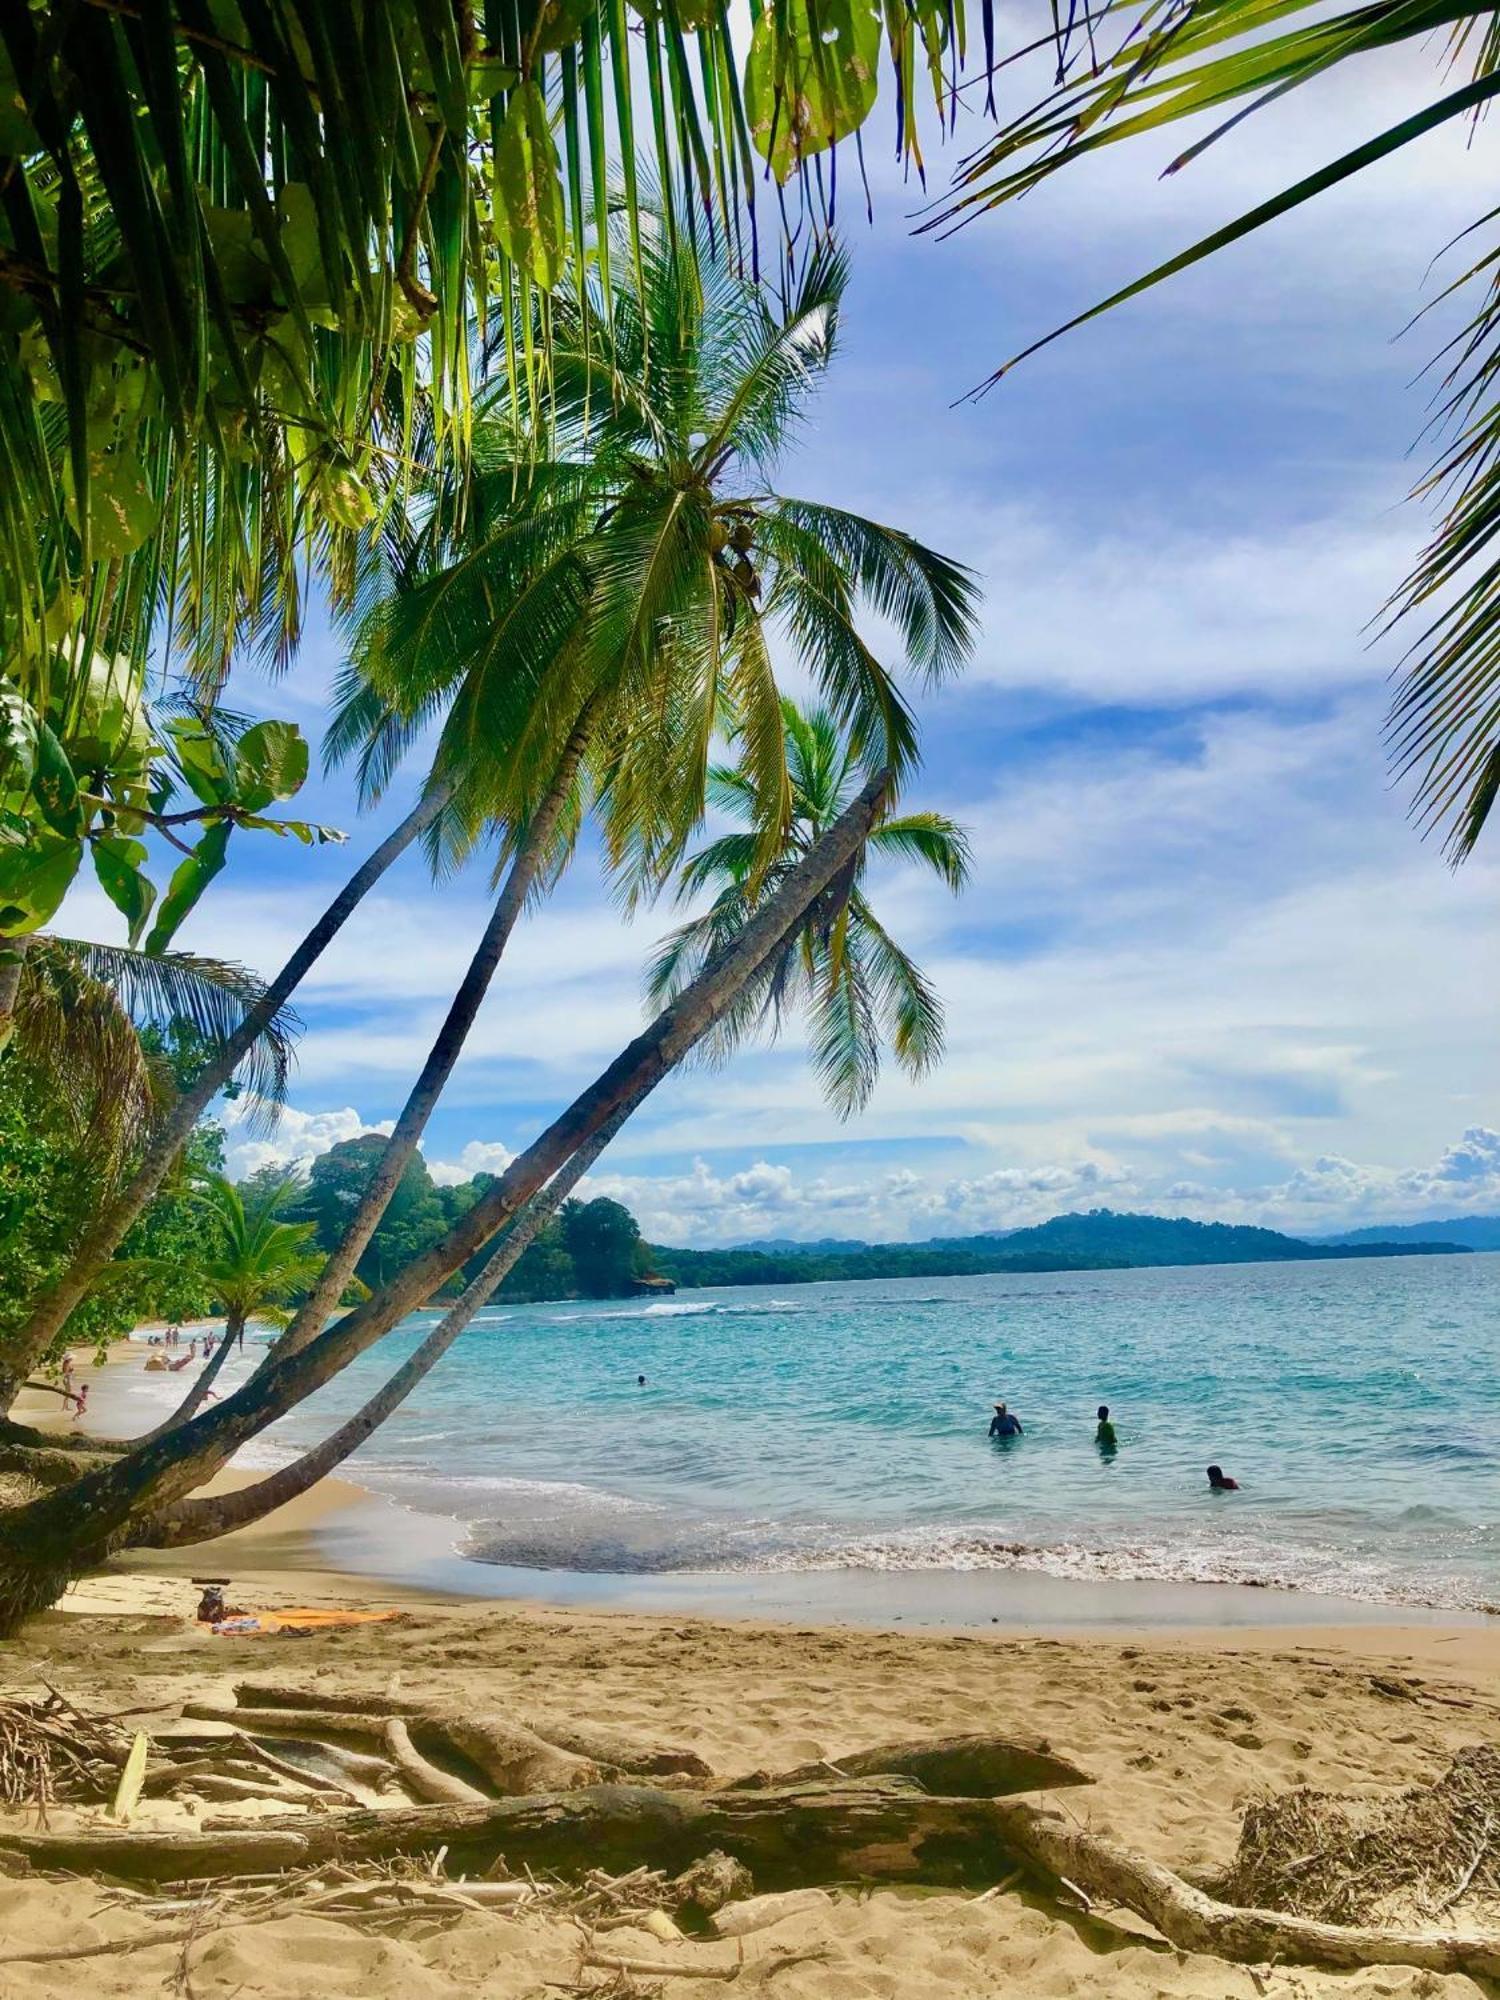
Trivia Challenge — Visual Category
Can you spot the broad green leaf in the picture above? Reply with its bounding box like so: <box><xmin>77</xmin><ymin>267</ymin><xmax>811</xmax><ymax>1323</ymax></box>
<box><xmin>745</xmin><ymin>0</ymin><xmax>882</xmax><ymax>183</ymax></box>
<box><xmin>92</xmin><ymin>833</ymin><xmax>156</xmax><ymax>945</ymax></box>
<box><xmin>166</xmin><ymin>715</ymin><xmax>234</xmax><ymax>807</ymax></box>
<box><xmin>143</xmin><ymin>820</ymin><xmax>232</xmax><ymax>953</ymax></box>
<box><xmin>0</xmin><ymin>830</ymin><xmax>83</xmax><ymax>936</ymax></box>
<box><xmin>533</xmin><ymin>0</ymin><xmax>596</xmax><ymax>54</ymax></box>
<box><xmin>0</xmin><ymin>683</ymin><xmax>38</xmax><ymax>803</ymax></box>
<box><xmin>235</xmin><ymin>719</ymin><xmax>310</xmax><ymax>809</ymax></box>
<box><xmin>87</xmin><ymin>451</ymin><xmax>160</xmax><ymax>560</ymax></box>
<box><xmin>32</xmin><ymin>723</ymin><xmax>81</xmax><ymax>838</ymax></box>
<box><xmin>62</xmin><ymin>653</ymin><xmax>155</xmax><ymax>771</ymax></box>
<box><xmin>493</xmin><ymin>81</ymin><xmax>567</xmax><ymax>291</ymax></box>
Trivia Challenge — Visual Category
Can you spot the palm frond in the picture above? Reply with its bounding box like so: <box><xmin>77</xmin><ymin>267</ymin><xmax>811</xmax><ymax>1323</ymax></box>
<box><xmin>931</xmin><ymin>0</ymin><xmax>1500</xmax><ymax>856</ymax></box>
<box><xmin>870</xmin><ymin>811</ymin><xmax>973</xmax><ymax>891</ymax></box>
<box><xmin>43</xmin><ymin>937</ymin><xmax>299</xmax><ymax>1122</ymax></box>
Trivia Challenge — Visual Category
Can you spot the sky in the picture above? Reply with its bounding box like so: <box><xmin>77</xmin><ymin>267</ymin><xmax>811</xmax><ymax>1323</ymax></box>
<box><xmin>63</xmin><ymin>37</ymin><xmax>1500</xmax><ymax>1244</ymax></box>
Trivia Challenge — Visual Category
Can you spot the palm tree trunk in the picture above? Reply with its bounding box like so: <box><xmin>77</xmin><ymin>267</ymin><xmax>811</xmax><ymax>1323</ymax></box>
<box><xmin>149</xmin><ymin>1313</ymin><xmax>244</xmax><ymax>1436</ymax></box>
<box><xmin>269</xmin><ymin>709</ymin><xmax>594</xmax><ymax>1361</ymax></box>
<box><xmin>137</xmin><ymin>1101</ymin><xmax>635</xmax><ymax>1547</ymax></box>
<box><xmin>0</xmin><ymin>934</ymin><xmax>27</xmax><ymax>1055</ymax></box>
<box><xmin>0</xmin><ymin>770</ymin><xmax>889</xmax><ymax>1630</ymax></box>
<box><xmin>0</xmin><ymin>783</ymin><xmax>452</xmax><ymax>1415</ymax></box>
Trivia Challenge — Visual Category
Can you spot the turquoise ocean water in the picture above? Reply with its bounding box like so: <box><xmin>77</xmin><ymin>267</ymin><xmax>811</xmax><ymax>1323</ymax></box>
<box><xmin>143</xmin><ymin>1251</ymin><xmax>1500</xmax><ymax>1614</ymax></box>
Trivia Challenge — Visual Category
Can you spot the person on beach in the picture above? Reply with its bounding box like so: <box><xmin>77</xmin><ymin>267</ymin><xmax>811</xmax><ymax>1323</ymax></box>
<box><xmin>1207</xmin><ymin>1464</ymin><xmax>1239</xmax><ymax>1491</ymax></box>
<box><xmin>71</xmin><ymin>1382</ymin><xmax>88</xmax><ymax>1425</ymax></box>
<box><xmin>1095</xmin><ymin>1404</ymin><xmax>1118</xmax><ymax>1451</ymax></box>
<box><xmin>989</xmin><ymin>1401</ymin><xmax>1024</xmax><ymax>1438</ymax></box>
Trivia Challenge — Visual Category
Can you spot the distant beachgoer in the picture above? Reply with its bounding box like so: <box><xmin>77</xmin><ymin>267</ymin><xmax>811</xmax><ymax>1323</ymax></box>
<box><xmin>989</xmin><ymin>1401</ymin><xmax>1024</xmax><ymax>1438</ymax></box>
<box><xmin>71</xmin><ymin>1382</ymin><xmax>88</xmax><ymax>1425</ymax></box>
<box><xmin>1095</xmin><ymin>1404</ymin><xmax>1118</xmax><ymax>1450</ymax></box>
<box><xmin>144</xmin><ymin>1353</ymin><xmax>167</xmax><ymax>1373</ymax></box>
<box><xmin>637</xmin><ymin>1374</ymin><xmax>647</xmax><ymax>1387</ymax></box>
<box><xmin>167</xmin><ymin>1323</ymin><xmax>179</xmax><ymax>1349</ymax></box>
<box><xmin>1207</xmin><ymin>1464</ymin><xmax>1239</xmax><ymax>1491</ymax></box>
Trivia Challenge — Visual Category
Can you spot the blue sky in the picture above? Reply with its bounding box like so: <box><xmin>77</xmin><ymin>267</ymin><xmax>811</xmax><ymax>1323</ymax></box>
<box><xmin>64</xmin><ymin>43</ymin><xmax>1500</xmax><ymax>1242</ymax></box>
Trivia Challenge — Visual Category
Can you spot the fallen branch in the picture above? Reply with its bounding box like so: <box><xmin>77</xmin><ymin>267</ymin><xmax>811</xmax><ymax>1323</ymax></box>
<box><xmin>212</xmin><ymin>1691</ymin><xmax>600</xmax><ymax>1793</ymax></box>
<box><xmin>991</xmin><ymin>1796</ymin><xmax>1500</xmax><ymax>1981</ymax></box>
<box><xmin>738</xmin><ymin>1734</ymin><xmax>1092</xmax><ymax>1799</ymax></box>
<box><xmin>0</xmin><ymin>1776</ymin><xmax>1015</xmax><ymax>1884</ymax></box>
<box><xmin>382</xmin><ymin>1716</ymin><xmax>488</xmax><ymax>1806</ymax></box>
<box><xmin>237</xmin><ymin>1682</ymin><xmax>710</xmax><ymax>1780</ymax></box>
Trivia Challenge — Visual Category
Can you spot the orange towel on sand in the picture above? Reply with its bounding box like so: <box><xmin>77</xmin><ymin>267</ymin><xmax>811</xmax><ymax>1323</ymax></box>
<box><xmin>211</xmin><ymin>1608</ymin><xmax>404</xmax><ymax>1636</ymax></box>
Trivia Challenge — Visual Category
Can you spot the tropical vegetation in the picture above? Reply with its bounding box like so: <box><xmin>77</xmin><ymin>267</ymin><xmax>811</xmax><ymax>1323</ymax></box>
<box><xmin>941</xmin><ymin>0</ymin><xmax>1500</xmax><ymax>857</ymax></box>
<box><xmin>0</xmin><ymin>186</ymin><xmax>978</xmax><ymax>1624</ymax></box>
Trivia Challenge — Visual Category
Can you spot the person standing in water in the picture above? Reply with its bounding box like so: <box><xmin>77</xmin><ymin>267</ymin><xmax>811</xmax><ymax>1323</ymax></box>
<box><xmin>1207</xmin><ymin>1464</ymin><xmax>1239</xmax><ymax>1491</ymax></box>
<box><xmin>989</xmin><ymin>1401</ymin><xmax>1023</xmax><ymax>1438</ymax></box>
<box><xmin>1095</xmin><ymin>1404</ymin><xmax>1118</xmax><ymax>1452</ymax></box>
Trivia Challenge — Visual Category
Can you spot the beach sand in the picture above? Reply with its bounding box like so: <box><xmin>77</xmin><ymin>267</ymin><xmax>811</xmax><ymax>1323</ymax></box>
<box><xmin>4</xmin><ymin>1367</ymin><xmax>1500</xmax><ymax>1995</ymax></box>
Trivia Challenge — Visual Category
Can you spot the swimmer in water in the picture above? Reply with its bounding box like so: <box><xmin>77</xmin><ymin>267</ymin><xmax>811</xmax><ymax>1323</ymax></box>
<box><xmin>1095</xmin><ymin>1404</ymin><xmax>1118</xmax><ymax>1451</ymax></box>
<box><xmin>1207</xmin><ymin>1463</ymin><xmax>1240</xmax><ymax>1491</ymax></box>
<box><xmin>989</xmin><ymin>1401</ymin><xmax>1023</xmax><ymax>1438</ymax></box>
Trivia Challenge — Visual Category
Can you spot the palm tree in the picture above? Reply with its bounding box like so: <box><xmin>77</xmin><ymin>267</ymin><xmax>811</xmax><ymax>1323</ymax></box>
<box><xmin>650</xmin><ymin>699</ymin><xmax>970</xmax><ymax>1115</ymax></box>
<box><xmin>256</xmin><ymin>219</ymin><xmax>978</xmax><ymax>1360</ymax></box>
<box><xmin>0</xmin><ymin>768</ymin><xmax>892</xmax><ymax>1630</ymax></box>
<box><xmin>154</xmin><ymin>1176</ymin><xmax>324</xmax><ymax>1432</ymax></box>
<box><xmin>0</xmin><ymin>939</ymin><xmax>299</xmax><ymax>1412</ymax></box>
<box><xmin>935</xmin><ymin>0</ymin><xmax>1500</xmax><ymax>858</ymax></box>
<box><xmin>1</xmin><ymin>1</ymin><xmax>966</xmax><ymax>741</ymax></box>
<box><xmin>142</xmin><ymin>711</ymin><xmax>964</xmax><ymax>1550</ymax></box>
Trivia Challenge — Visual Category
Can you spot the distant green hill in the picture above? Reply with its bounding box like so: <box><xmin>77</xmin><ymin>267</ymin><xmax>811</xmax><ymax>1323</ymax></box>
<box><xmin>1317</xmin><ymin>1216</ymin><xmax>1500</xmax><ymax>1251</ymax></box>
<box><xmin>650</xmin><ymin>1207</ymin><xmax>1468</xmax><ymax>1290</ymax></box>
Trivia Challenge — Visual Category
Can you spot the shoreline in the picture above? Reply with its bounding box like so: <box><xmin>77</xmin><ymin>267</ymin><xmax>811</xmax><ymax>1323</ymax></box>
<box><xmin>13</xmin><ymin>1464</ymin><xmax>1500</xmax><ymax>2000</ymax></box>
<box><xmin>18</xmin><ymin>1339</ymin><xmax>1498</xmax><ymax>1647</ymax></box>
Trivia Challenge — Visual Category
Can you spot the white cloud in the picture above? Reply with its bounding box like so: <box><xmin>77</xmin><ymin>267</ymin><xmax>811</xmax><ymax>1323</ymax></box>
<box><xmin>428</xmin><ymin>1139</ymin><xmax>516</xmax><ymax>1187</ymax></box>
<box><xmin>941</xmin><ymin>501</ymin><xmax>1413</xmax><ymax>706</ymax></box>
<box><xmin>586</xmin><ymin>1124</ymin><xmax>1500</xmax><ymax>1245</ymax></box>
<box><xmin>222</xmin><ymin>1103</ymin><xmax>393</xmax><ymax>1181</ymax></box>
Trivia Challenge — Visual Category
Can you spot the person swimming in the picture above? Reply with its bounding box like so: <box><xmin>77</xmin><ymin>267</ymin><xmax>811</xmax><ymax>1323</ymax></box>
<box><xmin>1095</xmin><ymin>1404</ymin><xmax>1118</xmax><ymax>1450</ymax></box>
<box><xmin>1207</xmin><ymin>1464</ymin><xmax>1239</xmax><ymax>1491</ymax></box>
<box><xmin>989</xmin><ymin>1401</ymin><xmax>1023</xmax><ymax>1438</ymax></box>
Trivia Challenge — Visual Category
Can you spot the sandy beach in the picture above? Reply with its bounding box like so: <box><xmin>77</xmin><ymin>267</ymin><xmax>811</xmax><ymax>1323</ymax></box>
<box><xmin>4</xmin><ymin>1356</ymin><xmax>1500</xmax><ymax>1997</ymax></box>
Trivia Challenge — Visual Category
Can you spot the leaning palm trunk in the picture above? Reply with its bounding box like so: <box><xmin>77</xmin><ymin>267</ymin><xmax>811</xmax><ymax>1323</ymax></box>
<box><xmin>0</xmin><ymin>771</ymin><xmax>889</xmax><ymax>1631</ymax></box>
<box><xmin>138</xmin><ymin>1099</ymin><xmax>637</xmax><ymax>1547</ymax></box>
<box><xmin>0</xmin><ymin>783</ymin><xmax>452</xmax><ymax>1413</ymax></box>
<box><xmin>269</xmin><ymin>714</ymin><xmax>593</xmax><ymax>1362</ymax></box>
<box><xmin>0</xmin><ymin>935</ymin><xmax>27</xmax><ymax>1054</ymax></box>
<box><xmin>150</xmin><ymin>1313</ymin><xmax>245</xmax><ymax>1436</ymax></box>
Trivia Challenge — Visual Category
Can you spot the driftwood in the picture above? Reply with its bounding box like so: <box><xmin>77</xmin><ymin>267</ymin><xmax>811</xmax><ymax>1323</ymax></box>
<box><xmin>218</xmin><ymin>1687</ymin><xmax>599</xmax><ymax>1793</ymax></box>
<box><xmin>0</xmin><ymin>1776</ymin><xmax>1016</xmax><ymax>1884</ymax></box>
<box><xmin>184</xmin><ymin>1702</ymin><xmax>390</xmax><ymax>1742</ymax></box>
<box><xmin>990</xmin><ymin>1797</ymin><xmax>1500</xmax><ymax>1981</ymax></box>
<box><xmin>711</xmin><ymin>1890</ymin><xmax>832</xmax><ymax>1938</ymax></box>
<box><xmin>740</xmin><ymin>1733</ymin><xmax>1092</xmax><ymax>1799</ymax></box>
<box><xmin>235</xmin><ymin>1681</ymin><xmax>706</xmax><ymax>1783</ymax></box>
<box><xmin>381</xmin><ymin>1717</ymin><xmax>488</xmax><ymax>1806</ymax></box>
